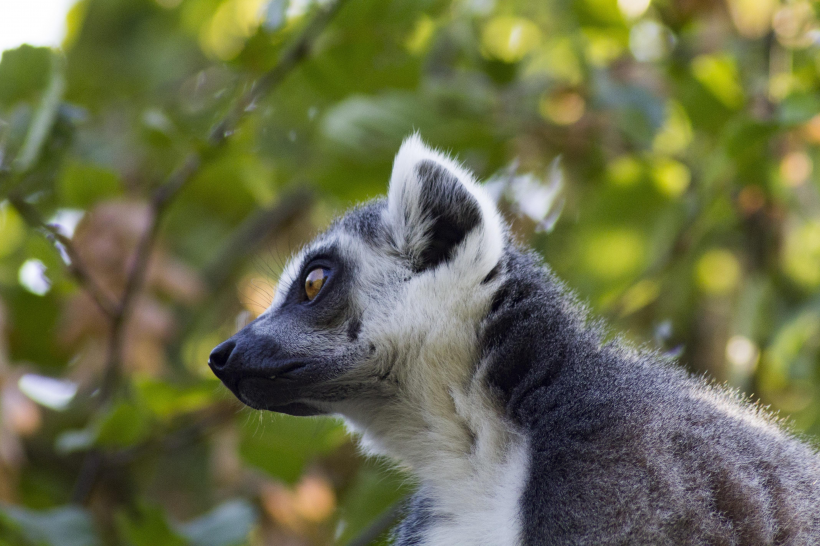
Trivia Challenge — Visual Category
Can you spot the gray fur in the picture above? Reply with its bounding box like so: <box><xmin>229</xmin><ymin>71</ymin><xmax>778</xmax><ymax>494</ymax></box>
<box><xmin>210</xmin><ymin>136</ymin><xmax>820</xmax><ymax>546</ymax></box>
<box><xmin>479</xmin><ymin>248</ymin><xmax>820</xmax><ymax>545</ymax></box>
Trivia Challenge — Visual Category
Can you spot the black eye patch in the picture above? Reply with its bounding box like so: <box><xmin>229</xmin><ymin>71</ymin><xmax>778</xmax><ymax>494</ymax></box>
<box><xmin>278</xmin><ymin>246</ymin><xmax>354</xmax><ymax>329</ymax></box>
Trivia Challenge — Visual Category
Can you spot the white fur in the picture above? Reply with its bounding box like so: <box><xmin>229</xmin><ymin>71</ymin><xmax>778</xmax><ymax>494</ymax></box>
<box><xmin>350</xmin><ymin>138</ymin><xmax>523</xmax><ymax>545</ymax></box>
<box><xmin>419</xmin><ymin>440</ymin><xmax>528</xmax><ymax>546</ymax></box>
<box><xmin>267</xmin><ymin>136</ymin><xmax>526</xmax><ymax>545</ymax></box>
<box><xmin>339</xmin><ymin>244</ymin><xmax>528</xmax><ymax>544</ymax></box>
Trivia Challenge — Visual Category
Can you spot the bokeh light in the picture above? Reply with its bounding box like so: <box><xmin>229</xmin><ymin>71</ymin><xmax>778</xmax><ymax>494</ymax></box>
<box><xmin>539</xmin><ymin>91</ymin><xmax>586</xmax><ymax>126</ymax></box>
<box><xmin>481</xmin><ymin>16</ymin><xmax>542</xmax><ymax>63</ymax></box>
<box><xmin>618</xmin><ymin>0</ymin><xmax>650</xmax><ymax>21</ymax></box>
<box><xmin>696</xmin><ymin>249</ymin><xmax>741</xmax><ymax>295</ymax></box>
<box><xmin>585</xmin><ymin>229</ymin><xmax>646</xmax><ymax>280</ymax></box>
<box><xmin>726</xmin><ymin>335</ymin><xmax>760</xmax><ymax>374</ymax></box>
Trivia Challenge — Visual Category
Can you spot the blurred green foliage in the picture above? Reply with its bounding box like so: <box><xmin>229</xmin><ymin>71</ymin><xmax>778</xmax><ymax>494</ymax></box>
<box><xmin>1</xmin><ymin>0</ymin><xmax>820</xmax><ymax>544</ymax></box>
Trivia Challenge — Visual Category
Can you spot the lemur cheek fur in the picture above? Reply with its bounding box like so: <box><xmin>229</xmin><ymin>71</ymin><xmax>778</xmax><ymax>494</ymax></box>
<box><xmin>211</xmin><ymin>135</ymin><xmax>820</xmax><ymax>546</ymax></box>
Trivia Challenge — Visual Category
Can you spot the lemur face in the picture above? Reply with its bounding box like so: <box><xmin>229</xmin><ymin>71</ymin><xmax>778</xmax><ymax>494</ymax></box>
<box><xmin>209</xmin><ymin>136</ymin><xmax>505</xmax><ymax>419</ymax></box>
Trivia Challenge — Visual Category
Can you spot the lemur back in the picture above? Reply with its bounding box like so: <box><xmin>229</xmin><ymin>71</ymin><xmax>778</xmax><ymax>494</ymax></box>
<box><xmin>210</xmin><ymin>136</ymin><xmax>820</xmax><ymax>545</ymax></box>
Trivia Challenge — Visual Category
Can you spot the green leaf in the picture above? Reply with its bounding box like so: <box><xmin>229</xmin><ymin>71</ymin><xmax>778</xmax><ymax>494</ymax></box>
<box><xmin>691</xmin><ymin>54</ymin><xmax>745</xmax><ymax>110</ymax></box>
<box><xmin>95</xmin><ymin>402</ymin><xmax>151</xmax><ymax>448</ymax></box>
<box><xmin>0</xmin><ymin>202</ymin><xmax>27</xmax><ymax>259</ymax></box>
<box><xmin>178</xmin><ymin>500</ymin><xmax>257</xmax><ymax>546</ymax></box>
<box><xmin>596</xmin><ymin>75</ymin><xmax>666</xmax><ymax>147</ymax></box>
<box><xmin>0</xmin><ymin>505</ymin><xmax>101</xmax><ymax>546</ymax></box>
<box><xmin>334</xmin><ymin>462</ymin><xmax>410</xmax><ymax>545</ymax></box>
<box><xmin>137</xmin><ymin>378</ymin><xmax>219</xmax><ymax>419</ymax></box>
<box><xmin>779</xmin><ymin>93</ymin><xmax>820</xmax><ymax>127</ymax></box>
<box><xmin>58</xmin><ymin>159</ymin><xmax>122</xmax><ymax>208</ymax></box>
<box><xmin>239</xmin><ymin>415</ymin><xmax>346</xmax><ymax>483</ymax></box>
<box><xmin>116</xmin><ymin>504</ymin><xmax>187</xmax><ymax>546</ymax></box>
<box><xmin>12</xmin><ymin>53</ymin><xmax>66</xmax><ymax>173</ymax></box>
<box><xmin>0</xmin><ymin>46</ymin><xmax>52</xmax><ymax>106</ymax></box>
<box><xmin>321</xmin><ymin>93</ymin><xmax>432</xmax><ymax>159</ymax></box>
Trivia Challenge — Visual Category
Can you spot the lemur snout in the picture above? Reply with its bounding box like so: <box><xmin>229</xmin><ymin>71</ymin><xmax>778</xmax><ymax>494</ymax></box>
<box><xmin>208</xmin><ymin>339</ymin><xmax>236</xmax><ymax>371</ymax></box>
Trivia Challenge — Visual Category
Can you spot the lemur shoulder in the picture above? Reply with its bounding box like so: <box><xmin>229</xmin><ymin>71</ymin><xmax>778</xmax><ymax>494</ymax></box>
<box><xmin>210</xmin><ymin>136</ymin><xmax>820</xmax><ymax>545</ymax></box>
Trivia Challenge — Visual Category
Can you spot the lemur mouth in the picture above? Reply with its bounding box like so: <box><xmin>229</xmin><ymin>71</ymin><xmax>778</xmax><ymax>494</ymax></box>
<box><xmin>236</xmin><ymin>376</ymin><xmax>325</xmax><ymax>416</ymax></box>
<box><xmin>209</xmin><ymin>334</ymin><xmax>340</xmax><ymax>417</ymax></box>
<box><xmin>237</xmin><ymin>377</ymin><xmax>326</xmax><ymax>417</ymax></box>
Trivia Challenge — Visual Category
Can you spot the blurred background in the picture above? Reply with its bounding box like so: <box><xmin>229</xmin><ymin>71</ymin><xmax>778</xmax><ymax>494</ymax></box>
<box><xmin>1</xmin><ymin>0</ymin><xmax>820</xmax><ymax>544</ymax></box>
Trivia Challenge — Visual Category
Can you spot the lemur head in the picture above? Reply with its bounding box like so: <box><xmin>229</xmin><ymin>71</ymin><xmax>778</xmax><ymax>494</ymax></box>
<box><xmin>209</xmin><ymin>135</ymin><xmax>507</xmax><ymax>459</ymax></box>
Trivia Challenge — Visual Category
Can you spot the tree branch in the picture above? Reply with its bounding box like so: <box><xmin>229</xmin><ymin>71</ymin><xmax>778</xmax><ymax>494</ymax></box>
<box><xmin>69</xmin><ymin>0</ymin><xmax>348</xmax><ymax>505</ymax></box>
<box><xmin>98</xmin><ymin>154</ymin><xmax>203</xmax><ymax>403</ymax></box>
<box><xmin>6</xmin><ymin>194</ymin><xmax>118</xmax><ymax>317</ymax></box>
<box><xmin>207</xmin><ymin>0</ymin><xmax>348</xmax><ymax>147</ymax></box>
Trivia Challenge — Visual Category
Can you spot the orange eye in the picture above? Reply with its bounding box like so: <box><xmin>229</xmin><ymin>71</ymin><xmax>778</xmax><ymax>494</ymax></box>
<box><xmin>305</xmin><ymin>268</ymin><xmax>328</xmax><ymax>301</ymax></box>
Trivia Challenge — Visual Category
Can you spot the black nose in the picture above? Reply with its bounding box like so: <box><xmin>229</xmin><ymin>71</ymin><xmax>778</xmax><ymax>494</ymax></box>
<box><xmin>209</xmin><ymin>340</ymin><xmax>236</xmax><ymax>371</ymax></box>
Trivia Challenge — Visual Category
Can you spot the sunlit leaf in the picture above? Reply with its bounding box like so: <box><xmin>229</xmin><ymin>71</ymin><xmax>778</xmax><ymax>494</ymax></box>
<box><xmin>405</xmin><ymin>15</ymin><xmax>435</xmax><ymax>55</ymax></box>
<box><xmin>0</xmin><ymin>203</ymin><xmax>26</xmax><ymax>259</ymax></box>
<box><xmin>653</xmin><ymin>101</ymin><xmax>692</xmax><ymax>155</ymax></box>
<box><xmin>481</xmin><ymin>16</ymin><xmax>542</xmax><ymax>64</ymax></box>
<box><xmin>691</xmin><ymin>54</ymin><xmax>745</xmax><ymax>109</ymax></box>
<box><xmin>584</xmin><ymin>228</ymin><xmax>646</xmax><ymax>280</ymax></box>
<box><xmin>526</xmin><ymin>38</ymin><xmax>583</xmax><ymax>84</ymax></box>
<box><xmin>695</xmin><ymin>249</ymin><xmax>741</xmax><ymax>295</ymax></box>
<box><xmin>650</xmin><ymin>157</ymin><xmax>690</xmax><ymax>198</ymax></box>
<box><xmin>199</xmin><ymin>0</ymin><xmax>267</xmax><ymax>60</ymax></box>
<box><xmin>726</xmin><ymin>0</ymin><xmax>777</xmax><ymax>38</ymax></box>
<box><xmin>783</xmin><ymin>221</ymin><xmax>820</xmax><ymax>289</ymax></box>
<box><xmin>629</xmin><ymin>20</ymin><xmax>673</xmax><ymax>62</ymax></box>
<box><xmin>607</xmin><ymin>156</ymin><xmax>644</xmax><ymax>188</ymax></box>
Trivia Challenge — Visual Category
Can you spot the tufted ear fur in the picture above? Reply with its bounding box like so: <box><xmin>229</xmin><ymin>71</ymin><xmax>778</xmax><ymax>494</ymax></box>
<box><xmin>386</xmin><ymin>135</ymin><xmax>505</xmax><ymax>274</ymax></box>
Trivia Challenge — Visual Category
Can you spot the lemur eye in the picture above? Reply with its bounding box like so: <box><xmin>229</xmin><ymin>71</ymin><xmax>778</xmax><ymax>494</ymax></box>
<box><xmin>305</xmin><ymin>268</ymin><xmax>329</xmax><ymax>301</ymax></box>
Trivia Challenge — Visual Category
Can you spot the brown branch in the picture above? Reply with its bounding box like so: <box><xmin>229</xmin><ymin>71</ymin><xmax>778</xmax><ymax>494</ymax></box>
<box><xmin>98</xmin><ymin>154</ymin><xmax>203</xmax><ymax>404</ymax></box>
<box><xmin>6</xmin><ymin>194</ymin><xmax>118</xmax><ymax>317</ymax></box>
<box><xmin>69</xmin><ymin>0</ymin><xmax>348</xmax><ymax>505</ymax></box>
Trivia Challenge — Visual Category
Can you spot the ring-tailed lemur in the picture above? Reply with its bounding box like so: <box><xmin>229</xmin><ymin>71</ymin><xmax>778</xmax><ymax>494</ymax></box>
<box><xmin>209</xmin><ymin>136</ymin><xmax>820</xmax><ymax>545</ymax></box>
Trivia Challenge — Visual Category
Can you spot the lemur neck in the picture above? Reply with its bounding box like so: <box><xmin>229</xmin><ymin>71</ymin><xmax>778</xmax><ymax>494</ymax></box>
<box><xmin>348</xmin><ymin>348</ymin><xmax>522</xmax><ymax>490</ymax></box>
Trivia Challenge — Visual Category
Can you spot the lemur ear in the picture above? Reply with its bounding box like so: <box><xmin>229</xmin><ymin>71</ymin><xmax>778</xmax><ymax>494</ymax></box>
<box><xmin>386</xmin><ymin>135</ymin><xmax>504</xmax><ymax>273</ymax></box>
